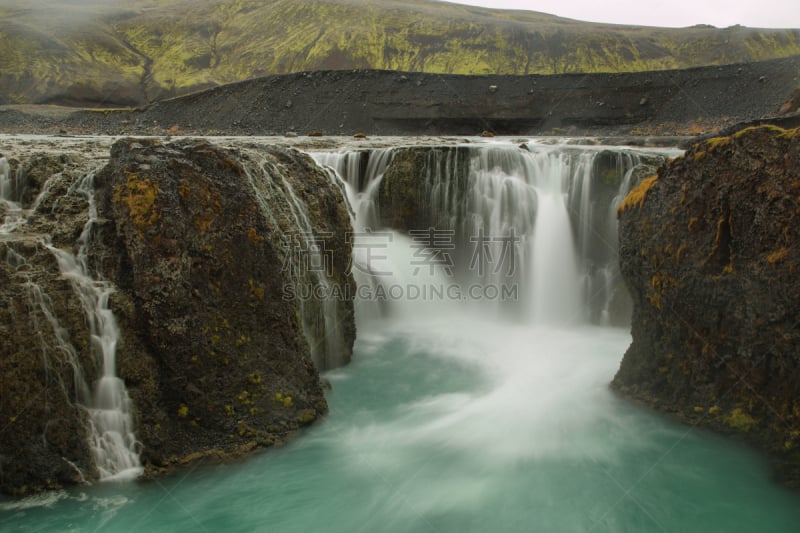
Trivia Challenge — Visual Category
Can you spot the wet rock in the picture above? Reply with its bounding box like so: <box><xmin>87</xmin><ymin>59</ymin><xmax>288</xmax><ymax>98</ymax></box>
<box><xmin>377</xmin><ymin>147</ymin><xmax>470</xmax><ymax>231</ymax></box>
<box><xmin>0</xmin><ymin>240</ymin><xmax>98</xmax><ymax>494</ymax></box>
<box><xmin>95</xmin><ymin>138</ymin><xmax>355</xmax><ymax>468</ymax></box>
<box><xmin>0</xmin><ymin>138</ymin><xmax>356</xmax><ymax>495</ymax></box>
<box><xmin>614</xmin><ymin>125</ymin><xmax>800</xmax><ymax>487</ymax></box>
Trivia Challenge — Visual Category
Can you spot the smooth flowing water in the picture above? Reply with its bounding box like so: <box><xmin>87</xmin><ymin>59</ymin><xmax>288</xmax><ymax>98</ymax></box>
<box><xmin>2</xmin><ymin>316</ymin><xmax>799</xmax><ymax>532</ymax></box>
<box><xmin>1</xmin><ymin>163</ymin><xmax>142</xmax><ymax>481</ymax></box>
<box><xmin>46</xmin><ymin>174</ymin><xmax>142</xmax><ymax>481</ymax></box>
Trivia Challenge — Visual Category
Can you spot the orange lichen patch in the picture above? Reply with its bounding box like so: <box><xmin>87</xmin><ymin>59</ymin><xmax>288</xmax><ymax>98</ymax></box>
<box><xmin>713</xmin><ymin>216</ymin><xmax>731</xmax><ymax>245</ymax></box>
<box><xmin>767</xmin><ymin>247</ymin><xmax>789</xmax><ymax>264</ymax></box>
<box><xmin>676</xmin><ymin>243</ymin><xmax>687</xmax><ymax>262</ymax></box>
<box><xmin>195</xmin><ymin>211</ymin><xmax>215</xmax><ymax>232</ymax></box>
<box><xmin>646</xmin><ymin>272</ymin><xmax>677</xmax><ymax>309</ymax></box>
<box><xmin>247</xmin><ymin>227</ymin><xmax>264</xmax><ymax>242</ymax></box>
<box><xmin>179</xmin><ymin>180</ymin><xmax>191</xmax><ymax>199</ymax></box>
<box><xmin>187</xmin><ymin>184</ymin><xmax>222</xmax><ymax>233</ymax></box>
<box><xmin>114</xmin><ymin>171</ymin><xmax>160</xmax><ymax>230</ymax></box>
<box><xmin>222</xmin><ymin>157</ymin><xmax>244</xmax><ymax>176</ymax></box>
<box><xmin>617</xmin><ymin>175</ymin><xmax>658</xmax><ymax>217</ymax></box>
<box><xmin>705</xmin><ymin>215</ymin><xmax>734</xmax><ymax>273</ymax></box>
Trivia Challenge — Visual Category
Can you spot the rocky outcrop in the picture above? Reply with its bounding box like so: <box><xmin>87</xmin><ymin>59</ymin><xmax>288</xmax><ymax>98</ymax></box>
<box><xmin>0</xmin><ymin>139</ymin><xmax>355</xmax><ymax>495</ymax></box>
<box><xmin>0</xmin><ymin>154</ymin><xmax>102</xmax><ymax>495</ymax></box>
<box><xmin>613</xmin><ymin>125</ymin><xmax>800</xmax><ymax>487</ymax></box>
<box><xmin>95</xmin><ymin>138</ymin><xmax>355</xmax><ymax>469</ymax></box>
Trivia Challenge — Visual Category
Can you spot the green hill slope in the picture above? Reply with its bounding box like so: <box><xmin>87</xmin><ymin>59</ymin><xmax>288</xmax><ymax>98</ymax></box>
<box><xmin>2</xmin><ymin>0</ymin><xmax>800</xmax><ymax>106</ymax></box>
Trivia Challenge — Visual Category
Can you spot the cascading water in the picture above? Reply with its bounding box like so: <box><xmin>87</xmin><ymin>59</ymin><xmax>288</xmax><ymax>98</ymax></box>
<box><xmin>0</xmin><ymin>155</ymin><xmax>10</xmax><ymax>201</ymax></box>
<box><xmin>238</xmin><ymin>149</ymin><xmax>351</xmax><ymax>369</ymax></box>
<box><xmin>5</xmin><ymin>139</ymin><xmax>800</xmax><ymax>532</ymax></box>
<box><xmin>2</xmin><ymin>161</ymin><xmax>142</xmax><ymax>481</ymax></box>
<box><xmin>314</xmin><ymin>142</ymin><xmax>667</xmax><ymax>325</ymax></box>
<box><xmin>46</xmin><ymin>174</ymin><xmax>142</xmax><ymax>481</ymax></box>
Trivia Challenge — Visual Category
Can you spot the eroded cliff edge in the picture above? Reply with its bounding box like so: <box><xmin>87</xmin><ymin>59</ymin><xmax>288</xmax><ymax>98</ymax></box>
<box><xmin>0</xmin><ymin>139</ymin><xmax>355</xmax><ymax>495</ymax></box>
<box><xmin>613</xmin><ymin>125</ymin><xmax>800</xmax><ymax>487</ymax></box>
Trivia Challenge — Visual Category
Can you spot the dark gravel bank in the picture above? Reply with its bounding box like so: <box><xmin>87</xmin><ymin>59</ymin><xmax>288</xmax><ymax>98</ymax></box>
<box><xmin>2</xmin><ymin>55</ymin><xmax>799</xmax><ymax>137</ymax></box>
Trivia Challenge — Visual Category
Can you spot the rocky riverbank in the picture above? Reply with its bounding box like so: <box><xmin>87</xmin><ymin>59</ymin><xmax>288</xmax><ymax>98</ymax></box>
<box><xmin>0</xmin><ymin>138</ymin><xmax>355</xmax><ymax>495</ymax></box>
<box><xmin>613</xmin><ymin>125</ymin><xmax>800</xmax><ymax>488</ymax></box>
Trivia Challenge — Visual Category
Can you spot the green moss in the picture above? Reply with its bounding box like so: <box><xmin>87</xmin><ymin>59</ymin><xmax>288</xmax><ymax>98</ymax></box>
<box><xmin>248</xmin><ymin>279</ymin><xmax>264</xmax><ymax>300</ymax></box>
<box><xmin>4</xmin><ymin>0</ymin><xmax>800</xmax><ymax>105</ymax></box>
<box><xmin>274</xmin><ymin>391</ymin><xmax>293</xmax><ymax>408</ymax></box>
<box><xmin>724</xmin><ymin>408</ymin><xmax>758</xmax><ymax>432</ymax></box>
<box><xmin>732</xmin><ymin>124</ymin><xmax>796</xmax><ymax>139</ymax></box>
<box><xmin>704</xmin><ymin>136</ymin><xmax>731</xmax><ymax>150</ymax></box>
<box><xmin>298</xmin><ymin>410</ymin><xmax>316</xmax><ymax>424</ymax></box>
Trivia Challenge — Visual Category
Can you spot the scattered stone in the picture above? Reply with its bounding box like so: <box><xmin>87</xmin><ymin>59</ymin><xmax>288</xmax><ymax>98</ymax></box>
<box><xmin>488</xmin><ymin>85</ymin><xmax>498</xmax><ymax>93</ymax></box>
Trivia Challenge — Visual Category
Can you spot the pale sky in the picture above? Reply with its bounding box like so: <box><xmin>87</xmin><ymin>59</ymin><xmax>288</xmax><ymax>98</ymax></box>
<box><xmin>440</xmin><ymin>0</ymin><xmax>800</xmax><ymax>28</ymax></box>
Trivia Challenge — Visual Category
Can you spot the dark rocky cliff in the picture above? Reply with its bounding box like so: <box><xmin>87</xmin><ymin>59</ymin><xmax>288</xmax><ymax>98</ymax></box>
<box><xmin>0</xmin><ymin>139</ymin><xmax>355</xmax><ymax>495</ymax></box>
<box><xmin>0</xmin><ymin>154</ymin><xmax>102</xmax><ymax>495</ymax></box>
<box><xmin>613</xmin><ymin>125</ymin><xmax>800</xmax><ymax>487</ymax></box>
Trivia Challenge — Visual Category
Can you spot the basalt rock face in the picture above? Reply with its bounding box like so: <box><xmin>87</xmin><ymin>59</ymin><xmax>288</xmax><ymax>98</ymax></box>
<box><xmin>377</xmin><ymin>147</ymin><xmax>471</xmax><ymax>232</ymax></box>
<box><xmin>94</xmin><ymin>138</ymin><xmax>355</xmax><ymax>470</ymax></box>
<box><xmin>613</xmin><ymin>126</ymin><xmax>800</xmax><ymax>487</ymax></box>
<box><xmin>0</xmin><ymin>154</ymin><xmax>103</xmax><ymax>495</ymax></box>
<box><xmin>0</xmin><ymin>139</ymin><xmax>355</xmax><ymax>495</ymax></box>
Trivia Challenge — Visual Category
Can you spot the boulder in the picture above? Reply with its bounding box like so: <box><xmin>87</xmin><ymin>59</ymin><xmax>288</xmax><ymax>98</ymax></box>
<box><xmin>95</xmin><ymin>138</ymin><xmax>355</xmax><ymax>471</ymax></box>
<box><xmin>613</xmin><ymin>125</ymin><xmax>800</xmax><ymax>487</ymax></box>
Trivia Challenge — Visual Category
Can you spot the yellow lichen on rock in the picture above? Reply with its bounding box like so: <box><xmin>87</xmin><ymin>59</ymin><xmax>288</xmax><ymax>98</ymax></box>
<box><xmin>617</xmin><ymin>176</ymin><xmax>658</xmax><ymax>217</ymax></box>
<box><xmin>114</xmin><ymin>171</ymin><xmax>160</xmax><ymax>230</ymax></box>
<box><xmin>724</xmin><ymin>408</ymin><xmax>758</xmax><ymax>432</ymax></box>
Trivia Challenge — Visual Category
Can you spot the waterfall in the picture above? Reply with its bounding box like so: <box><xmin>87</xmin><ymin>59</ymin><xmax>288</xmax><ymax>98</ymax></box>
<box><xmin>0</xmin><ymin>155</ymin><xmax>28</xmax><ymax>206</ymax></box>
<box><xmin>2</xmin><ymin>161</ymin><xmax>142</xmax><ymax>480</ymax></box>
<box><xmin>238</xmin><ymin>149</ymin><xmax>351</xmax><ymax>369</ymax></box>
<box><xmin>1</xmin><ymin>156</ymin><xmax>28</xmax><ymax>234</ymax></box>
<box><xmin>46</xmin><ymin>173</ymin><xmax>142</xmax><ymax>481</ymax></box>
<box><xmin>313</xmin><ymin>142</ymin><xmax>670</xmax><ymax>326</ymax></box>
<box><xmin>0</xmin><ymin>156</ymin><xmax>10</xmax><ymax>201</ymax></box>
<box><xmin>313</xmin><ymin>150</ymin><xmax>412</xmax><ymax>320</ymax></box>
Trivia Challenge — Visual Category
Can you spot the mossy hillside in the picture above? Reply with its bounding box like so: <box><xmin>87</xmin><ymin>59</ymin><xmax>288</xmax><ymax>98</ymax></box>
<box><xmin>2</xmin><ymin>0</ymin><xmax>800</xmax><ymax>106</ymax></box>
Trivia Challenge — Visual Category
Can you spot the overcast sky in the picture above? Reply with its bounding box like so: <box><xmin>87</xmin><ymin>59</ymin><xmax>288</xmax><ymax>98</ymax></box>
<box><xmin>440</xmin><ymin>0</ymin><xmax>800</xmax><ymax>28</ymax></box>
